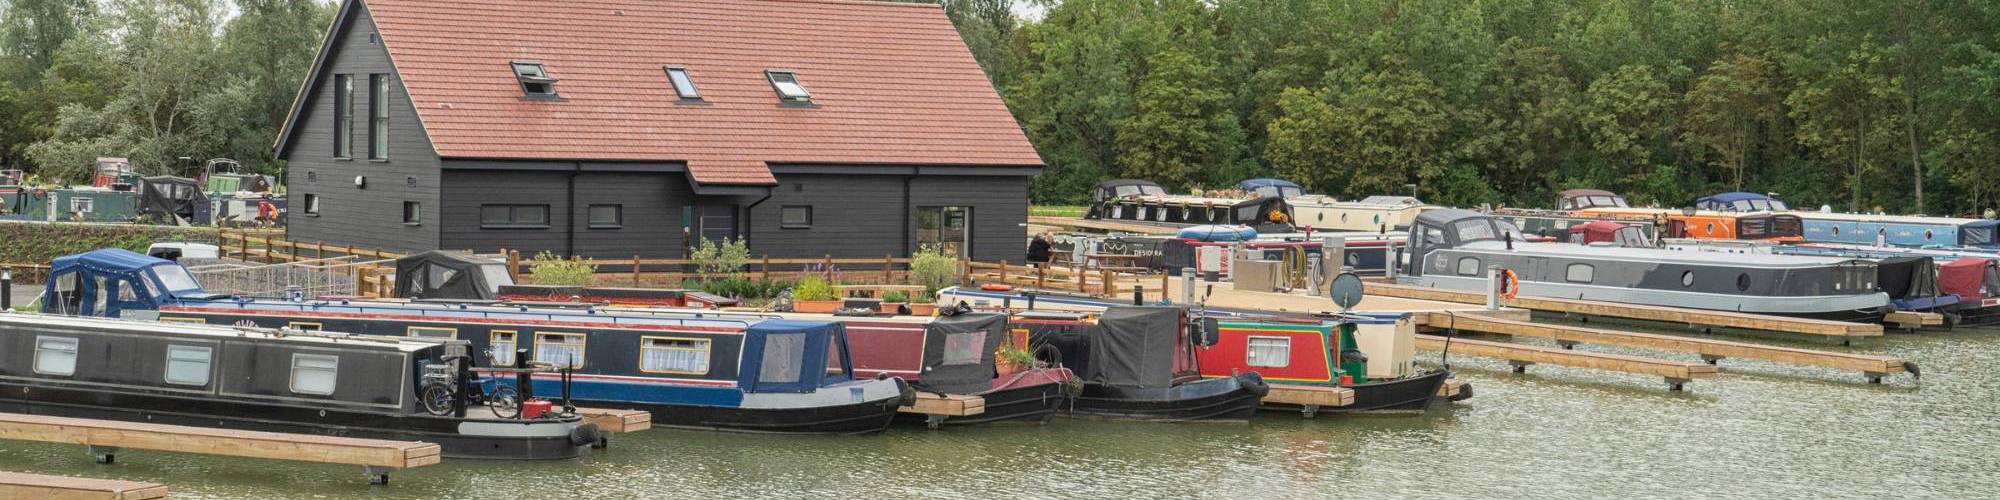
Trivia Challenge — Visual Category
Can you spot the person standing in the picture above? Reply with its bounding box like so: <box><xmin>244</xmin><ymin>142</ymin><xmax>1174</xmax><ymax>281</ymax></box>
<box><xmin>1026</xmin><ymin>232</ymin><xmax>1054</xmax><ymax>269</ymax></box>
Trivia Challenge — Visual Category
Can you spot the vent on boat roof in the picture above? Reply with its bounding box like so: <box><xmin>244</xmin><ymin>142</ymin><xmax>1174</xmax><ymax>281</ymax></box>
<box><xmin>511</xmin><ymin>61</ymin><xmax>557</xmax><ymax>97</ymax></box>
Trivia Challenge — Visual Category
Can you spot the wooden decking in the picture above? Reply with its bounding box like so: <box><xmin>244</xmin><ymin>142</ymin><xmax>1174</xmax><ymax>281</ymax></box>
<box><xmin>1260</xmin><ymin>384</ymin><xmax>1355</xmax><ymax>418</ymax></box>
<box><xmin>901</xmin><ymin>393</ymin><xmax>986</xmax><ymax>417</ymax></box>
<box><xmin>575</xmin><ymin>407</ymin><xmax>651</xmax><ymax>433</ymax></box>
<box><xmin>1416</xmin><ymin>334</ymin><xmax>1719</xmax><ymax>390</ymax></box>
<box><xmin>0</xmin><ymin>412</ymin><xmax>438</xmax><ymax>484</ymax></box>
<box><xmin>1418</xmin><ymin>312</ymin><xmax>1915</xmax><ymax>383</ymax></box>
<box><xmin>1366</xmin><ymin>281</ymin><xmax>1884</xmax><ymax>340</ymax></box>
<box><xmin>0</xmin><ymin>472</ymin><xmax>166</xmax><ymax>500</ymax></box>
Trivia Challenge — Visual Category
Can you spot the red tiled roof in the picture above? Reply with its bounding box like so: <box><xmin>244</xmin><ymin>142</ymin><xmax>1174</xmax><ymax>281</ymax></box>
<box><xmin>363</xmin><ymin>0</ymin><xmax>1042</xmax><ymax>185</ymax></box>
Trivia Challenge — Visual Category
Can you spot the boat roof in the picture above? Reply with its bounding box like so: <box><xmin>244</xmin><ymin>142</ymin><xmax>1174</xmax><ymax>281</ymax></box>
<box><xmin>1560</xmin><ymin>189</ymin><xmax>1620</xmax><ymax>197</ymax></box>
<box><xmin>173</xmin><ymin>299</ymin><xmax>770</xmax><ymax>332</ymax></box>
<box><xmin>1095</xmin><ymin>179</ymin><xmax>1163</xmax><ymax>189</ymax></box>
<box><xmin>1578</xmin><ymin>207</ymin><xmax>1790</xmax><ymax>219</ymax></box>
<box><xmin>1236</xmin><ymin>178</ymin><xmax>1300</xmax><ymax>190</ymax></box>
<box><xmin>0</xmin><ymin>312</ymin><xmax>439</xmax><ymax>352</ymax></box>
<box><xmin>1415</xmin><ymin>208</ymin><xmax>1487</xmax><ymax>227</ymax></box>
<box><xmin>1789</xmin><ymin>211</ymin><xmax>1998</xmax><ymax>227</ymax></box>
<box><xmin>1458</xmin><ymin>240</ymin><xmax>1869</xmax><ymax>268</ymax></box>
<box><xmin>1697</xmin><ymin>192</ymin><xmax>1778</xmax><ymax>203</ymax></box>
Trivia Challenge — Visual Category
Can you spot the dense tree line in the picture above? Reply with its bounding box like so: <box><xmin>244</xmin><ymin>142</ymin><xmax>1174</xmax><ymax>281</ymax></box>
<box><xmin>944</xmin><ymin>0</ymin><xmax>2000</xmax><ymax>216</ymax></box>
<box><xmin>0</xmin><ymin>0</ymin><xmax>331</xmax><ymax>182</ymax></box>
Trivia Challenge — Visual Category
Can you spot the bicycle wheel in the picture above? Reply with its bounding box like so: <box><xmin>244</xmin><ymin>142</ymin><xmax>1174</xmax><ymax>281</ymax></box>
<box><xmin>419</xmin><ymin>383</ymin><xmax>455</xmax><ymax>416</ymax></box>
<box><xmin>488</xmin><ymin>384</ymin><xmax>522</xmax><ymax>419</ymax></box>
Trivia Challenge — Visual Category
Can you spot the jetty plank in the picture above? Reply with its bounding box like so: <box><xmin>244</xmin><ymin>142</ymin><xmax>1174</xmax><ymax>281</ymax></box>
<box><xmin>1883</xmin><ymin>311</ymin><xmax>1943</xmax><ymax>329</ymax></box>
<box><xmin>1262</xmin><ymin>384</ymin><xmax>1355</xmax><ymax>407</ymax></box>
<box><xmin>1415</xmin><ymin>334</ymin><xmax>1718</xmax><ymax>383</ymax></box>
<box><xmin>1418</xmin><ymin>312</ymin><xmax>1911</xmax><ymax>377</ymax></box>
<box><xmin>901</xmin><ymin>393</ymin><xmax>986</xmax><ymax>417</ymax></box>
<box><xmin>1367</xmin><ymin>282</ymin><xmax>1882</xmax><ymax>338</ymax></box>
<box><xmin>0</xmin><ymin>472</ymin><xmax>167</xmax><ymax>500</ymax></box>
<box><xmin>0</xmin><ymin>412</ymin><xmax>440</xmax><ymax>469</ymax></box>
<box><xmin>575</xmin><ymin>408</ymin><xmax>652</xmax><ymax>433</ymax></box>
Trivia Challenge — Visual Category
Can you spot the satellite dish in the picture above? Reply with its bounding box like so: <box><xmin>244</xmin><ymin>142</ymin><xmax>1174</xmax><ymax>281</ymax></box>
<box><xmin>1328</xmin><ymin>272</ymin><xmax>1365</xmax><ymax>311</ymax></box>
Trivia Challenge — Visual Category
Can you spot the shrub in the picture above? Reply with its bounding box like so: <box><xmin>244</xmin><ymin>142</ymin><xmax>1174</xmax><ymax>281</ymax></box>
<box><xmin>527</xmin><ymin>251</ymin><xmax>596</xmax><ymax>286</ymax></box>
<box><xmin>689</xmin><ymin>237</ymin><xmax>750</xmax><ymax>280</ymax></box>
<box><xmin>882</xmin><ymin>290</ymin><xmax>909</xmax><ymax>303</ymax></box>
<box><xmin>793</xmin><ymin>275</ymin><xmax>837</xmax><ymax>301</ymax></box>
<box><xmin>910</xmin><ymin>245</ymin><xmax>959</xmax><ymax>293</ymax></box>
<box><xmin>997</xmin><ymin>341</ymin><xmax>1036</xmax><ymax>368</ymax></box>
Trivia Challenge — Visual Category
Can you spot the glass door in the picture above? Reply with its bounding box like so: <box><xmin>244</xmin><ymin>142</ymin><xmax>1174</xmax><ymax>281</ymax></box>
<box><xmin>917</xmin><ymin>206</ymin><xmax>971</xmax><ymax>257</ymax></box>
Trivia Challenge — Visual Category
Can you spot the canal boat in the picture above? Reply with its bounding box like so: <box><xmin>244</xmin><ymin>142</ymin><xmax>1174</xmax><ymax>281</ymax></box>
<box><xmin>1693</xmin><ymin>192</ymin><xmax>1999</xmax><ymax>249</ymax></box>
<box><xmin>1694</xmin><ymin>192</ymin><xmax>1790</xmax><ymax>212</ymax></box>
<box><xmin>0</xmin><ymin>312</ymin><xmax>598</xmax><ymax>460</ymax></box>
<box><xmin>1014</xmin><ymin>307</ymin><xmax>1269</xmax><ymax>421</ymax></box>
<box><xmin>1195</xmin><ymin>314</ymin><xmax>1454</xmax><ymax>413</ymax></box>
<box><xmin>1084</xmin><ymin>179</ymin><xmax>1295</xmax><ymax>233</ymax></box>
<box><xmin>866</xmin><ymin>311</ymin><xmax>1076</xmax><ymax>426</ymax></box>
<box><xmin>1400</xmin><ymin>209</ymin><xmax>1890</xmax><ymax>320</ymax></box>
<box><xmin>1576</xmin><ymin>206</ymin><xmax>1803</xmax><ymax>242</ymax></box>
<box><xmin>1557</xmin><ymin>189</ymin><xmax>1632</xmax><ymax>210</ymax></box>
<box><xmin>1287</xmin><ymin>195</ymin><xmax>1437</xmax><ymax>233</ymax></box>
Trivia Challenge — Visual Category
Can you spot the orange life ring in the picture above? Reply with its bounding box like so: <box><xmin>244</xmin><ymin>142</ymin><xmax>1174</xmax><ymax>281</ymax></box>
<box><xmin>980</xmin><ymin>283</ymin><xmax>1013</xmax><ymax>292</ymax></box>
<box><xmin>1499</xmin><ymin>269</ymin><xmax>1520</xmax><ymax>301</ymax></box>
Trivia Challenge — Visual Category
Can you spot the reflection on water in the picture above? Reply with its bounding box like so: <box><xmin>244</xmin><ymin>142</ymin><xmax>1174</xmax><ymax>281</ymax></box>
<box><xmin>1</xmin><ymin>327</ymin><xmax>1995</xmax><ymax>499</ymax></box>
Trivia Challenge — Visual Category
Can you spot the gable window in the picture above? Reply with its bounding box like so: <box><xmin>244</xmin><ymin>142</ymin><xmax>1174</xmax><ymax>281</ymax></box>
<box><xmin>480</xmin><ymin>204</ymin><xmax>550</xmax><ymax>229</ymax></box>
<box><xmin>640</xmin><ymin>337</ymin><xmax>711</xmax><ymax>374</ymax></box>
<box><xmin>403</xmin><ymin>201</ymin><xmax>421</xmax><ymax>225</ymax></box>
<box><xmin>290</xmin><ymin>353</ymin><xmax>339</xmax><ymax>395</ymax></box>
<box><xmin>588</xmin><ymin>204</ymin><xmax>622</xmax><ymax>229</ymax></box>
<box><xmin>766</xmin><ymin>70</ymin><xmax>810</xmax><ymax>102</ymax></box>
<box><xmin>1246</xmin><ymin>336</ymin><xmax>1291</xmax><ymax>368</ymax></box>
<box><xmin>164</xmin><ymin>345</ymin><xmax>213</xmax><ymax>386</ymax></box>
<box><xmin>334</xmin><ymin>74</ymin><xmax>353</xmax><ymax>158</ymax></box>
<box><xmin>512</xmin><ymin>61</ymin><xmax>556</xmax><ymax>97</ymax></box>
<box><xmin>303</xmin><ymin>194</ymin><xmax>321</xmax><ymax>216</ymax></box>
<box><xmin>535</xmin><ymin>332</ymin><xmax>586</xmax><ymax>369</ymax></box>
<box><xmin>780</xmin><ymin>205</ymin><xmax>812</xmax><ymax>229</ymax></box>
<box><xmin>407</xmin><ymin>326</ymin><xmax>456</xmax><ymax>339</ymax></box>
<box><xmin>369</xmin><ymin>74</ymin><xmax>390</xmax><ymax>159</ymax></box>
<box><xmin>490</xmin><ymin>330</ymin><xmax>518</xmax><ymax>366</ymax></box>
<box><xmin>665</xmin><ymin>66</ymin><xmax>700</xmax><ymax>100</ymax></box>
<box><xmin>34</xmin><ymin>336</ymin><xmax>80</xmax><ymax>376</ymax></box>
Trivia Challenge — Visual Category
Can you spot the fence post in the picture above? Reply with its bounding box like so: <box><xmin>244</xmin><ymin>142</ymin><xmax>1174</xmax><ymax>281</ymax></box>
<box><xmin>263</xmin><ymin>236</ymin><xmax>273</xmax><ymax>264</ymax></box>
<box><xmin>761</xmin><ymin>255</ymin><xmax>771</xmax><ymax>283</ymax></box>
<box><xmin>883</xmin><ymin>253</ymin><xmax>892</xmax><ymax>284</ymax></box>
<box><xmin>1161</xmin><ymin>271</ymin><xmax>1171</xmax><ymax>301</ymax></box>
<box><xmin>1037</xmin><ymin>264</ymin><xmax>1047</xmax><ymax>289</ymax></box>
<box><xmin>632</xmin><ymin>255</ymin><xmax>642</xmax><ymax>286</ymax></box>
<box><xmin>999</xmin><ymin>259</ymin><xmax>1009</xmax><ymax>283</ymax></box>
<box><xmin>507</xmin><ymin>250</ymin><xmax>521</xmax><ymax>283</ymax></box>
<box><xmin>239</xmin><ymin>231</ymin><xmax>249</xmax><ymax>261</ymax></box>
<box><xmin>1102</xmin><ymin>269</ymin><xmax>1117</xmax><ymax>297</ymax></box>
<box><xmin>316</xmin><ymin>241</ymin><xmax>325</xmax><ymax>261</ymax></box>
<box><xmin>289</xmin><ymin>239</ymin><xmax>300</xmax><ymax>263</ymax></box>
<box><xmin>1076</xmin><ymin>265</ymin><xmax>1087</xmax><ymax>293</ymax></box>
<box><xmin>958</xmin><ymin>257</ymin><xmax>970</xmax><ymax>286</ymax></box>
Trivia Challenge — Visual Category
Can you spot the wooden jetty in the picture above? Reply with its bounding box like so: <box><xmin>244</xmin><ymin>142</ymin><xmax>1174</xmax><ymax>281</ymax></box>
<box><xmin>1366</xmin><ymin>281</ymin><xmax>1884</xmax><ymax>341</ymax></box>
<box><xmin>1261</xmin><ymin>384</ymin><xmax>1356</xmax><ymax>417</ymax></box>
<box><xmin>0</xmin><ymin>412</ymin><xmax>439</xmax><ymax>485</ymax></box>
<box><xmin>1883</xmin><ymin>311</ymin><xmax>1945</xmax><ymax>331</ymax></box>
<box><xmin>1027</xmin><ymin>216</ymin><xmax>1178</xmax><ymax>235</ymax></box>
<box><xmin>1416</xmin><ymin>334</ymin><xmax>1719</xmax><ymax>390</ymax></box>
<box><xmin>1418</xmin><ymin>312</ymin><xmax>1917</xmax><ymax>383</ymax></box>
<box><xmin>575</xmin><ymin>407</ymin><xmax>652</xmax><ymax>434</ymax></box>
<box><xmin>900</xmin><ymin>393</ymin><xmax>986</xmax><ymax>428</ymax></box>
<box><xmin>0</xmin><ymin>472</ymin><xmax>167</xmax><ymax>500</ymax></box>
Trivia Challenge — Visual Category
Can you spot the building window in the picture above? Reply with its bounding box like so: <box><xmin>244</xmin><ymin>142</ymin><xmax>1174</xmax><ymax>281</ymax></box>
<box><xmin>765</xmin><ymin>70</ymin><xmax>810</xmax><ymax>102</ymax></box>
<box><xmin>535</xmin><ymin>332</ymin><xmax>586</xmax><ymax>369</ymax></box>
<box><xmin>407</xmin><ymin>326</ymin><xmax>456</xmax><ymax>339</ymax></box>
<box><xmin>780</xmin><ymin>205</ymin><xmax>812</xmax><ymax>229</ymax></box>
<box><xmin>511</xmin><ymin>61</ymin><xmax>556</xmax><ymax>96</ymax></box>
<box><xmin>303</xmin><ymin>194</ymin><xmax>320</xmax><ymax>216</ymax></box>
<box><xmin>916</xmin><ymin>206</ymin><xmax>971</xmax><ymax>257</ymax></box>
<box><xmin>334</xmin><ymin>74</ymin><xmax>353</xmax><ymax>158</ymax></box>
<box><xmin>369</xmin><ymin>74</ymin><xmax>389</xmax><ymax>159</ymax></box>
<box><xmin>70</xmin><ymin>197</ymin><xmax>93</xmax><ymax>213</ymax></box>
<box><xmin>1565</xmin><ymin>263</ymin><xmax>1594</xmax><ymax>283</ymax></box>
<box><xmin>33</xmin><ymin>336</ymin><xmax>79</xmax><ymax>376</ymax></box>
<box><xmin>290</xmin><ymin>353</ymin><xmax>339</xmax><ymax>395</ymax></box>
<box><xmin>480</xmin><ymin>204</ymin><xmax>550</xmax><ymax>229</ymax></box>
<box><xmin>588</xmin><ymin>204</ymin><xmax>622</xmax><ymax>229</ymax></box>
<box><xmin>490</xmin><ymin>330</ymin><xmax>517</xmax><ymax>366</ymax></box>
<box><xmin>403</xmin><ymin>201</ymin><xmax>421</xmax><ymax>225</ymax></box>
<box><xmin>942</xmin><ymin>331</ymin><xmax>985</xmax><ymax>366</ymax></box>
<box><xmin>1246</xmin><ymin>336</ymin><xmax>1290</xmax><ymax>368</ymax></box>
<box><xmin>665</xmin><ymin>66</ymin><xmax>700</xmax><ymax>100</ymax></box>
<box><xmin>640</xmin><ymin>337</ymin><xmax>711</xmax><ymax>374</ymax></box>
<box><xmin>164</xmin><ymin>345</ymin><xmax>213</xmax><ymax>386</ymax></box>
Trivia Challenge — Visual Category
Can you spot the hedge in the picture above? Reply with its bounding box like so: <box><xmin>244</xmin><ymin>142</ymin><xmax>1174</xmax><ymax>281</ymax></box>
<box><xmin>0</xmin><ymin>221</ymin><xmax>219</xmax><ymax>266</ymax></box>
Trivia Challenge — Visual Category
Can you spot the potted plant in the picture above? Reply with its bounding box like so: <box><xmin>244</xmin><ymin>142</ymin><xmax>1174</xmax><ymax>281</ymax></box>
<box><xmin>995</xmin><ymin>341</ymin><xmax>1035</xmax><ymax>377</ymax></box>
<box><xmin>907</xmin><ymin>289</ymin><xmax>938</xmax><ymax>316</ymax></box>
<box><xmin>791</xmin><ymin>276</ymin><xmax>841</xmax><ymax>313</ymax></box>
<box><xmin>880</xmin><ymin>290</ymin><xmax>909</xmax><ymax>315</ymax></box>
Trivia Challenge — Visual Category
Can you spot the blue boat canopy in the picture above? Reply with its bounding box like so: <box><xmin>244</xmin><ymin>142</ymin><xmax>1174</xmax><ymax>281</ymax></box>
<box><xmin>1695</xmin><ymin>192</ymin><xmax>1789</xmax><ymax>212</ymax></box>
<box><xmin>1176</xmin><ymin>224</ymin><xmax>1258</xmax><ymax>242</ymax></box>
<box><xmin>43</xmin><ymin>248</ymin><xmax>216</xmax><ymax>317</ymax></box>
<box><xmin>1236</xmin><ymin>178</ymin><xmax>1303</xmax><ymax>199</ymax></box>
<box><xmin>737</xmin><ymin>319</ymin><xmax>854</xmax><ymax>394</ymax></box>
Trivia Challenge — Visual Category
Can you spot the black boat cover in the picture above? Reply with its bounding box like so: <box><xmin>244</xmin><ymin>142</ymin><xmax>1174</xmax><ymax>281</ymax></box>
<box><xmin>396</xmin><ymin>251</ymin><xmax>508</xmax><ymax>300</ymax></box>
<box><xmin>1876</xmin><ymin>257</ymin><xmax>1937</xmax><ymax>300</ymax></box>
<box><xmin>918</xmin><ymin>312</ymin><xmax>1008</xmax><ymax>394</ymax></box>
<box><xmin>1089</xmin><ymin>306</ymin><xmax>1185</xmax><ymax>389</ymax></box>
<box><xmin>138</xmin><ymin>176</ymin><xmax>211</xmax><ymax>225</ymax></box>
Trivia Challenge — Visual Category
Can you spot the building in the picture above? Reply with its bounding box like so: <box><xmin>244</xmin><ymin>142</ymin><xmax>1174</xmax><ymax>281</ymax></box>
<box><xmin>273</xmin><ymin>0</ymin><xmax>1042</xmax><ymax>262</ymax></box>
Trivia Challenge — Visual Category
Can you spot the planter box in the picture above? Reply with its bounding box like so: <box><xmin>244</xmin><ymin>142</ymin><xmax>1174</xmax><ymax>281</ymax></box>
<box><xmin>794</xmin><ymin>299</ymin><xmax>842</xmax><ymax>314</ymax></box>
<box><xmin>908</xmin><ymin>303</ymin><xmax>938</xmax><ymax>316</ymax></box>
<box><xmin>879</xmin><ymin>302</ymin><xmax>908</xmax><ymax>315</ymax></box>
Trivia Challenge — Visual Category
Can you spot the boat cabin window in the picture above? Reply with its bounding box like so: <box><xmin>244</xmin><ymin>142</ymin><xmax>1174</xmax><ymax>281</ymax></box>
<box><xmin>758</xmin><ymin>333</ymin><xmax>806</xmax><ymax>384</ymax></box>
<box><xmin>490</xmin><ymin>330</ymin><xmax>517</xmax><ymax>366</ymax></box>
<box><xmin>1245</xmin><ymin>336</ymin><xmax>1290</xmax><ymax>368</ymax></box>
<box><xmin>1456</xmin><ymin>257</ymin><xmax>1482</xmax><ymax>276</ymax></box>
<box><xmin>1111</xmin><ymin>185</ymin><xmax>1164</xmax><ymax>198</ymax></box>
<box><xmin>1453</xmin><ymin>219</ymin><xmax>1499</xmax><ymax>243</ymax></box>
<box><xmin>1566</xmin><ymin>264</ymin><xmax>1594</xmax><ymax>283</ymax></box>
<box><xmin>1965</xmin><ymin>226</ymin><xmax>1995</xmax><ymax>246</ymax></box>
<box><xmin>289</xmin><ymin>353</ymin><xmax>339</xmax><ymax>395</ymax></box>
<box><xmin>407</xmin><ymin>326</ymin><xmax>457</xmax><ymax>339</ymax></box>
<box><xmin>1681</xmin><ymin>271</ymin><xmax>1695</xmax><ymax>288</ymax></box>
<box><xmin>164</xmin><ymin>345</ymin><xmax>213</xmax><ymax>386</ymax></box>
<box><xmin>288</xmin><ymin>322</ymin><xmax>322</xmax><ymax>332</ymax></box>
<box><xmin>1235</xmin><ymin>204</ymin><xmax>1261</xmax><ymax>224</ymax></box>
<box><xmin>641</xmin><ymin>337</ymin><xmax>711</xmax><ymax>374</ymax></box>
<box><xmin>33</xmin><ymin>336</ymin><xmax>80</xmax><ymax>376</ymax></box>
<box><xmin>942</xmin><ymin>331</ymin><xmax>986</xmax><ymax>366</ymax></box>
<box><xmin>534</xmin><ymin>332</ymin><xmax>586</xmax><ymax>369</ymax></box>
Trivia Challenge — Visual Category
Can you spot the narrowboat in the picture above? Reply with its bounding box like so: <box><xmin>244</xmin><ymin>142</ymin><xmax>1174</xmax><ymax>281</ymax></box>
<box><xmin>1195</xmin><ymin>314</ymin><xmax>1454</xmax><ymax>414</ymax></box>
<box><xmin>1577</xmin><ymin>206</ymin><xmax>1803</xmax><ymax>242</ymax></box>
<box><xmin>1287</xmin><ymin>195</ymin><xmax>1437</xmax><ymax>233</ymax></box>
<box><xmin>1695</xmin><ymin>192</ymin><xmax>1998</xmax><ymax>249</ymax></box>
<box><xmin>1694</xmin><ymin>192</ymin><xmax>1790</xmax><ymax>212</ymax></box>
<box><xmin>0</xmin><ymin>312</ymin><xmax>598</xmax><ymax>460</ymax></box>
<box><xmin>1015</xmin><ymin>307</ymin><xmax>1269</xmax><ymax>421</ymax></box>
<box><xmin>1400</xmin><ymin>210</ymin><xmax>1890</xmax><ymax>320</ymax></box>
<box><xmin>1084</xmin><ymin>179</ymin><xmax>1295</xmax><ymax>233</ymax></box>
<box><xmin>43</xmin><ymin>250</ymin><xmax>914</xmax><ymax>435</ymax></box>
<box><xmin>1672</xmin><ymin>241</ymin><xmax>2000</xmax><ymax>326</ymax></box>
<box><xmin>860</xmin><ymin>311</ymin><xmax>1075</xmax><ymax>426</ymax></box>
<box><xmin>1557</xmin><ymin>189</ymin><xmax>1632</xmax><ymax>210</ymax></box>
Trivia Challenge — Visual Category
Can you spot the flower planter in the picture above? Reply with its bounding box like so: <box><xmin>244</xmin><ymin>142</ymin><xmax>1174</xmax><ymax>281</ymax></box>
<box><xmin>908</xmin><ymin>303</ymin><xmax>938</xmax><ymax>316</ymax></box>
<box><xmin>793</xmin><ymin>299</ymin><xmax>842</xmax><ymax>314</ymax></box>
<box><xmin>879</xmin><ymin>302</ymin><xmax>908</xmax><ymax>315</ymax></box>
<box><xmin>996</xmin><ymin>362</ymin><xmax>1028</xmax><ymax>377</ymax></box>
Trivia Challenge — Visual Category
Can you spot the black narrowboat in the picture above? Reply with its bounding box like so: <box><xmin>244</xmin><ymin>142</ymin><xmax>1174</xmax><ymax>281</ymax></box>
<box><xmin>879</xmin><ymin>311</ymin><xmax>1075</xmax><ymax>427</ymax></box>
<box><xmin>1017</xmin><ymin>307</ymin><xmax>1268</xmax><ymax>422</ymax></box>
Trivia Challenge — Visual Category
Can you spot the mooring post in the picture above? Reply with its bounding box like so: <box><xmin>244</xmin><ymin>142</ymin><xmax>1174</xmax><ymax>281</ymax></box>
<box><xmin>1486</xmin><ymin>265</ymin><xmax>1502</xmax><ymax>311</ymax></box>
<box><xmin>1</xmin><ymin>267</ymin><xmax>11</xmax><ymax>311</ymax></box>
<box><xmin>1181</xmin><ymin>268</ymin><xmax>1196</xmax><ymax>305</ymax></box>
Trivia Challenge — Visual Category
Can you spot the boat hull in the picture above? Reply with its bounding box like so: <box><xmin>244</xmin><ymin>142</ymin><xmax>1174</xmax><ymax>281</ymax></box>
<box><xmin>1260</xmin><ymin>369</ymin><xmax>1453</xmax><ymax>415</ymax></box>
<box><xmin>1065</xmin><ymin>373</ymin><xmax>1268</xmax><ymax>422</ymax></box>
<box><xmin>894</xmin><ymin>378</ymin><xmax>1069</xmax><ymax>427</ymax></box>
<box><xmin>1405</xmin><ymin>274</ymin><xmax>1888</xmax><ymax>320</ymax></box>
<box><xmin>596</xmin><ymin>396</ymin><xmax>904</xmax><ymax>435</ymax></box>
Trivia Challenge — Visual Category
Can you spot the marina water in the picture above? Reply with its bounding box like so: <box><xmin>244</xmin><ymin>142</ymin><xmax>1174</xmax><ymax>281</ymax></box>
<box><xmin>1</xmin><ymin>323</ymin><xmax>1992</xmax><ymax>499</ymax></box>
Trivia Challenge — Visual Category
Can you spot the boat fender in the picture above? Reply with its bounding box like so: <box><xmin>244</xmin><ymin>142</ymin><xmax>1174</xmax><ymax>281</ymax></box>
<box><xmin>1499</xmin><ymin>269</ymin><xmax>1520</xmax><ymax>301</ymax></box>
<box><xmin>568</xmin><ymin>423</ymin><xmax>602</xmax><ymax>448</ymax></box>
<box><xmin>1234</xmin><ymin>372</ymin><xmax>1270</xmax><ymax>398</ymax></box>
<box><xmin>893</xmin><ymin>378</ymin><xmax>917</xmax><ymax>407</ymax></box>
<box><xmin>1450</xmin><ymin>381</ymin><xmax>1474</xmax><ymax>402</ymax></box>
<box><xmin>980</xmin><ymin>283</ymin><xmax>1013</xmax><ymax>292</ymax></box>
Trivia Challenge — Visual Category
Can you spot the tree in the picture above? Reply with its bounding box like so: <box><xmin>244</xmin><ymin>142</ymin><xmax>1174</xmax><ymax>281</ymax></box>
<box><xmin>1680</xmin><ymin>53</ymin><xmax>1781</xmax><ymax>192</ymax></box>
<box><xmin>1787</xmin><ymin>37</ymin><xmax>1905</xmax><ymax>212</ymax></box>
<box><xmin>1115</xmin><ymin>47</ymin><xmax>1239</xmax><ymax>190</ymax></box>
<box><xmin>1263</xmin><ymin>87</ymin><xmax>1343</xmax><ymax>192</ymax></box>
<box><xmin>218</xmin><ymin>0</ymin><xmax>335</xmax><ymax>171</ymax></box>
<box><xmin>1581</xmin><ymin>64</ymin><xmax>1676</xmax><ymax>203</ymax></box>
<box><xmin>0</xmin><ymin>0</ymin><xmax>95</xmax><ymax>77</ymax></box>
<box><xmin>1269</xmin><ymin>56</ymin><xmax>1453</xmax><ymax>199</ymax></box>
<box><xmin>1008</xmin><ymin>0</ymin><xmax>1141</xmax><ymax>203</ymax></box>
<box><xmin>1462</xmin><ymin>38</ymin><xmax>1582</xmax><ymax>200</ymax></box>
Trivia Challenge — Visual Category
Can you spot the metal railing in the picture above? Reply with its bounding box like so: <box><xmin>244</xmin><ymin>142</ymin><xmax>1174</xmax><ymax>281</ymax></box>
<box><xmin>188</xmin><ymin>256</ymin><xmax>391</xmax><ymax>299</ymax></box>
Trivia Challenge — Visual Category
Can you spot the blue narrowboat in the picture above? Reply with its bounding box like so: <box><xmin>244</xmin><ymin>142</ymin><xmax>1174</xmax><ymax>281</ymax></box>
<box><xmin>1695</xmin><ymin>192</ymin><xmax>1998</xmax><ymax>249</ymax></box>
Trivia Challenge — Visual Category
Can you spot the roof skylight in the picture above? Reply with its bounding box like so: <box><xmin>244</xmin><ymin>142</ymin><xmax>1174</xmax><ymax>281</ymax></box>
<box><xmin>766</xmin><ymin>70</ymin><xmax>810</xmax><ymax>102</ymax></box>
<box><xmin>666</xmin><ymin>66</ymin><xmax>700</xmax><ymax>100</ymax></box>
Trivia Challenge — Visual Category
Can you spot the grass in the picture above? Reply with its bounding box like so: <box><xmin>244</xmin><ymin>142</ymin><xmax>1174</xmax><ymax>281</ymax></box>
<box><xmin>1029</xmin><ymin>205</ymin><xmax>1088</xmax><ymax>218</ymax></box>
